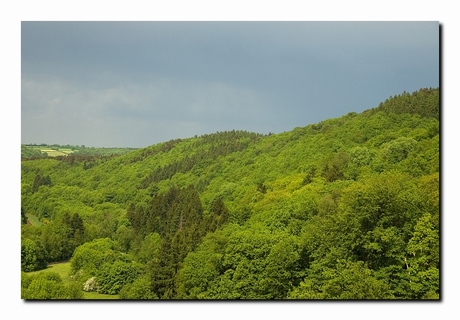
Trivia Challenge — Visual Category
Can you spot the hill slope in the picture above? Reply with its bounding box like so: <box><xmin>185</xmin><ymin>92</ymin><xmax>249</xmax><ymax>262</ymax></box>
<box><xmin>21</xmin><ymin>87</ymin><xmax>439</xmax><ymax>299</ymax></box>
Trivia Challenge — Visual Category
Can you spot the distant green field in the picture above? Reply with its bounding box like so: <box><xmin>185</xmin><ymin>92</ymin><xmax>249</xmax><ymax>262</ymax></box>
<box><xmin>22</xmin><ymin>146</ymin><xmax>75</xmax><ymax>157</ymax></box>
<box><xmin>22</xmin><ymin>144</ymin><xmax>137</xmax><ymax>158</ymax></box>
<box><xmin>59</xmin><ymin>149</ymin><xmax>74</xmax><ymax>153</ymax></box>
<box><xmin>21</xmin><ymin>144</ymin><xmax>138</xmax><ymax>159</ymax></box>
<box><xmin>24</xmin><ymin>262</ymin><xmax>120</xmax><ymax>300</ymax></box>
<box><xmin>41</xmin><ymin>149</ymin><xmax>68</xmax><ymax>157</ymax></box>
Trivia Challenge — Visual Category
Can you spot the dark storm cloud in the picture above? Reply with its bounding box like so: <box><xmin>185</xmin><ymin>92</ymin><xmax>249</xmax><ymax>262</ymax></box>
<box><xmin>21</xmin><ymin>21</ymin><xmax>439</xmax><ymax>147</ymax></box>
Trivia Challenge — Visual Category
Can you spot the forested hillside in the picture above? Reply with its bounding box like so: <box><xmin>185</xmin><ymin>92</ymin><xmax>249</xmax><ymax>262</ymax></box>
<box><xmin>21</xmin><ymin>87</ymin><xmax>439</xmax><ymax>300</ymax></box>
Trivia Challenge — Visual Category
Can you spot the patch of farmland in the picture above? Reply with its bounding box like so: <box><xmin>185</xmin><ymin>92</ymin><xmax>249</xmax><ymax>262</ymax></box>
<box><xmin>41</xmin><ymin>149</ymin><xmax>67</xmax><ymax>157</ymax></box>
<box><xmin>59</xmin><ymin>149</ymin><xmax>74</xmax><ymax>154</ymax></box>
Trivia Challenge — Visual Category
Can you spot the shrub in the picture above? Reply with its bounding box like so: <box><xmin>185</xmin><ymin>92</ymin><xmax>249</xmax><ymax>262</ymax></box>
<box><xmin>21</xmin><ymin>238</ymin><xmax>48</xmax><ymax>272</ymax></box>
<box><xmin>96</xmin><ymin>260</ymin><xmax>142</xmax><ymax>295</ymax></box>
<box><xmin>21</xmin><ymin>272</ymin><xmax>67</xmax><ymax>299</ymax></box>
<box><xmin>119</xmin><ymin>275</ymin><xmax>158</xmax><ymax>299</ymax></box>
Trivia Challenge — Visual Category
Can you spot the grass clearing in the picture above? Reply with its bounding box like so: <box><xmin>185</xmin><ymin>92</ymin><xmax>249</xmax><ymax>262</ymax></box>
<box><xmin>27</xmin><ymin>261</ymin><xmax>72</xmax><ymax>283</ymax></box>
<box><xmin>24</xmin><ymin>261</ymin><xmax>120</xmax><ymax>299</ymax></box>
<box><xmin>26</xmin><ymin>213</ymin><xmax>43</xmax><ymax>226</ymax></box>
<box><xmin>83</xmin><ymin>291</ymin><xmax>120</xmax><ymax>299</ymax></box>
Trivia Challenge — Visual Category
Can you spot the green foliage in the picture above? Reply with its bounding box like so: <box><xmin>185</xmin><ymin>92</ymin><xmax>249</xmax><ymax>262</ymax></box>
<box><xmin>322</xmin><ymin>151</ymin><xmax>350</xmax><ymax>182</ymax></box>
<box><xmin>200</xmin><ymin>197</ymin><xmax>229</xmax><ymax>233</ymax></box>
<box><xmin>21</xmin><ymin>145</ymin><xmax>47</xmax><ymax>159</ymax></box>
<box><xmin>405</xmin><ymin>212</ymin><xmax>440</xmax><ymax>299</ymax></box>
<box><xmin>380</xmin><ymin>137</ymin><xmax>417</xmax><ymax>164</ymax></box>
<box><xmin>21</xmin><ymin>206</ymin><xmax>28</xmax><ymax>224</ymax></box>
<box><xmin>288</xmin><ymin>260</ymin><xmax>392</xmax><ymax>299</ymax></box>
<box><xmin>39</xmin><ymin>213</ymin><xmax>86</xmax><ymax>262</ymax></box>
<box><xmin>21</xmin><ymin>87</ymin><xmax>439</xmax><ymax>299</ymax></box>
<box><xmin>21</xmin><ymin>272</ymin><xmax>81</xmax><ymax>299</ymax></box>
<box><xmin>133</xmin><ymin>232</ymin><xmax>161</xmax><ymax>264</ymax></box>
<box><xmin>374</xmin><ymin>87</ymin><xmax>439</xmax><ymax>119</ymax></box>
<box><xmin>70</xmin><ymin>238</ymin><xmax>122</xmax><ymax>277</ymax></box>
<box><xmin>96</xmin><ymin>260</ymin><xmax>142</xmax><ymax>295</ymax></box>
<box><xmin>338</xmin><ymin>172</ymin><xmax>425</xmax><ymax>269</ymax></box>
<box><xmin>177</xmin><ymin>224</ymin><xmax>305</xmax><ymax>299</ymax></box>
<box><xmin>119</xmin><ymin>275</ymin><xmax>158</xmax><ymax>299</ymax></box>
<box><xmin>21</xmin><ymin>238</ymin><xmax>48</xmax><ymax>272</ymax></box>
<box><xmin>32</xmin><ymin>173</ymin><xmax>52</xmax><ymax>193</ymax></box>
<box><xmin>301</xmin><ymin>165</ymin><xmax>317</xmax><ymax>185</ymax></box>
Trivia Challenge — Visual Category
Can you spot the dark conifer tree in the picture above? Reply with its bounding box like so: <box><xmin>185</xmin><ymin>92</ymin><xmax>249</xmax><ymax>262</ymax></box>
<box><xmin>21</xmin><ymin>206</ymin><xmax>28</xmax><ymax>224</ymax></box>
<box><xmin>150</xmin><ymin>233</ymin><xmax>176</xmax><ymax>298</ymax></box>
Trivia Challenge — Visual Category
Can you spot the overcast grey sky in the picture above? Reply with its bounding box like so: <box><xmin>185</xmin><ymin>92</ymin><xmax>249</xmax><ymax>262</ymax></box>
<box><xmin>21</xmin><ymin>21</ymin><xmax>439</xmax><ymax>148</ymax></box>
